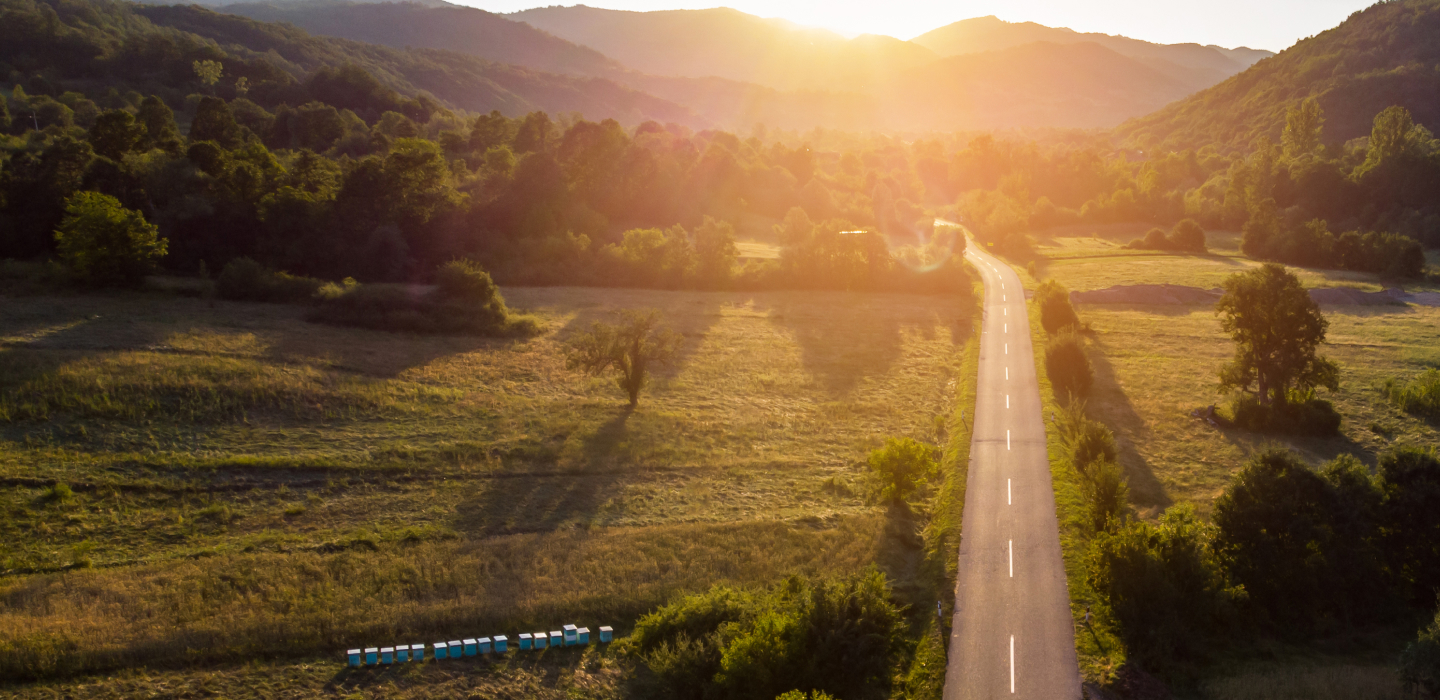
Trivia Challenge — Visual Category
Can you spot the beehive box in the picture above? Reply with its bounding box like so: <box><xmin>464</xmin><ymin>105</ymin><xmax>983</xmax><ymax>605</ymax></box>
<box><xmin>447</xmin><ymin>640</ymin><xmax>463</xmax><ymax>658</ymax></box>
<box><xmin>478</xmin><ymin>637</ymin><xmax>491</xmax><ymax>654</ymax></box>
<box><xmin>532</xmin><ymin>631</ymin><xmax>548</xmax><ymax>650</ymax></box>
<box><xmin>493</xmin><ymin>635</ymin><xmax>509</xmax><ymax>653</ymax></box>
<box><xmin>397</xmin><ymin>645</ymin><xmax>410</xmax><ymax>662</ymax></box>
<box><xmin>433</xmin><ymin>642</ymin><xmax>449</xmax><ymax>659</ymax></box>
<box><xmin>412</xmin><ymin>643</ymin><xmax>426</xmax><ymax>661</ymax></box>
<box><xmin>364</xmin><ymin>647</ymin><xmax>378</xmax><ymax>665</ymax></box>
<box><xmin>518</xmin><ymin>633</ymin><xmax>533</xmax><ymax>650</ymax></box>
<box><xmin>380</xmin><ymin>647</ymin><xmax>394</xmax><ymax>664</ymax></box>
<box><xmin>347</xmin><ymin>649</ymin><xmax>362</xmax><ymax>667</ymax></box>
<box><xmin>563</xmin><ymin>625</ymin><xmax>578</xmax><ymax>646</ymax></box>
<box><xmin>578</xmin><ymin>627</ymin><xmax>590</xmax><ymax>644</ymax></box>
<box><xmin>463</xmin><ymin>638</ymin><xmax>478</xmax><ymax>656</ymax></box>
<box><xmin>599</xmin><ymin>626</ymin><xmax>613</xmax><ymax>643</ymax></box>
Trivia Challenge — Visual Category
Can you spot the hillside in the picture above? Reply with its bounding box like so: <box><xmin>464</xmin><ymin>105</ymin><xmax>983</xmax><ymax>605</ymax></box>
<box><xmin>225</xmin><ymin>1</ymin><xmax>629</xmax><ymax>79</ymax></box>
<box><xmin>0</xmin><ymin>0</ymin><xmax>699</xmax><ymax>126</ymax></box>
<box><xmin>1115</xmin><ymin>0</ymin><xmax>1440</xmax><ymax>151</ymax></box>
<box><xmin>912</xmin><ymin>15</ymin><xmax>1271</xmax><ymax>91</ymax></box>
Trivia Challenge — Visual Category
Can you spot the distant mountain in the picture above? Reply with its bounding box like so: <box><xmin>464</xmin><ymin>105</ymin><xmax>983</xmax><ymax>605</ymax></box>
<box><xmin>116</xmin><ymin>3</ymin><xmax>702</xmax><ymax>125</ymax></box>
<box><xmin>507</xmin><ymin>5</ymin><xmax>937</xmax><ymax>92</ymax></box>
<box><xmin>225</xmin><ymin>1</ymin><xmax>628</xmax><ymax>78</ymax></box>
<box><xmin>912</xmin><ymin>16</ymin><xmax>1271</xmax><ymax>93</ymax></box>
<box><xmin>1116</xmin><ymin>0</ymin><xmax>1440</xmax><ymax>151</ymax></box>
<box><xmin>205</xmin><ymin>1</ymin><xmax>1273</xmax><ymax>132</ymax></box>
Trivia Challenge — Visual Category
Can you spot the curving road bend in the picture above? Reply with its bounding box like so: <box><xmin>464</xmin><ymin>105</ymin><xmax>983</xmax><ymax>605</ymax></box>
<box><xmin>944</xmin><ymin>238</ymin><xmax>1080</xmax><ymax>699</ymax></box>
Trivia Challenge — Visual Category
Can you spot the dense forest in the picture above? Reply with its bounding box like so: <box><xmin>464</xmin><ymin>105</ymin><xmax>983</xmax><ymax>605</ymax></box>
<box><xmin>1</xmin><ymin>0</ymin><xmax>1437</xmax><ymax>294</ymax></box>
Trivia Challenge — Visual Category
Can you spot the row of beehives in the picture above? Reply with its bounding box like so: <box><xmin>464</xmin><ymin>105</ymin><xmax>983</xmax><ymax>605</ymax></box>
<box><xmin>347</xmin><ymin>625</ymin><xmax>613</xmax><ymax>666</ymax></box>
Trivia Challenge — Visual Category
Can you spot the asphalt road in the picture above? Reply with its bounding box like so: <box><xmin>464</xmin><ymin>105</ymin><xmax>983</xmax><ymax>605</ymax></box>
<box><xmin>944</xmin><ymin>242</ymin><xmax>1080</xmax><ymax>700</ymax></box>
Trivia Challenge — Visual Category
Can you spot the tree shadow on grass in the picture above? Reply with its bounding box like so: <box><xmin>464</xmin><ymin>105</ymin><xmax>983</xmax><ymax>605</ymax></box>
<box><xmin>1087</xmin><ymin>335</ymin><xmax>1171</xmax><ymax>511</ymax></box>
<box><xmin>453</xmin><ymin>406</ymin><xmax>636</xmax><ymax>537</ymax></box>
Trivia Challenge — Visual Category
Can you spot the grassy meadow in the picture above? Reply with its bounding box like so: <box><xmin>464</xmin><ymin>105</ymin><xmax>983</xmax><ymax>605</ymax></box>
<box><xmin>1009</xmin><ymin>225</ymin><xmax>1438</xmax><ymax>696</ymax></box>
<box><xmin>0</xmin><ymin>284</ymin><xmax>977</xmax><ymax>694</ymax></box>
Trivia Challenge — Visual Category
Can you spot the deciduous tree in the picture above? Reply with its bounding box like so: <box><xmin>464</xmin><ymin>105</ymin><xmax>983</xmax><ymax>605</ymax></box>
<box><xmin>1216</xmin><ymin>263</ymin><xmax>1338</xmax><ymax>406</ymax></box>
<box><xmin>566</xmin><ymin>309</ymin><xmax>682</xmax><ymax>406</ymax></box>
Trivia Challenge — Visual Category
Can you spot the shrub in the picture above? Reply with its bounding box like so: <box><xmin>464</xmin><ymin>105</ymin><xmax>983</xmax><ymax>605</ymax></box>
<box><xmin>1170</xmin><ymin>219</ymin><xmax>1207</xmax><ymax>253</ymax></box>
<box><xmin>1377</xmin><ymin>447</ymin><xmax>1440</xmax><ymax>604</ymax></box>
<box><xmin>1401</xmin><ymin>607</ymin><xmax>1440</xmax><ymax>698</ymax></box>
<box><xmin>53</xmin><ymin>191</ymin><xmax>167</xmax><ymax>288</ymax></box>
<box><xmin>626</xmin><ymin>571</ymin><xmax>905</xmax><ymax>700</ymax></box>
<box><xmin>566</xmin><ymin>309</ymin><xmax>681</xmax><ymax>406</ymax></box>
<box><xmin>1080</xmin><ymin>460</ymin><xmax>1129</xmax><ymax>535</ymax></box>
<box><xmin>866</xmin><ymin>437</ymin><xmax>939</xmax><ymax>503</ymax></box>
<box><xmin>216</xmin><ymin>258</ymin><xmax>325</xmax><ymax>303</ymax></box>
<box><xmin>1087</xmin><ymin>505</ymin><xmax>1242</xmax><ymax>675</ymax></box>
<box><xmin>1034</xmin><ymin>279</ymin><xmax>1079</xmax><ymax>334</ymax></box>
<box><xmin>1212</xmin><ymin>449</ymin><xmax>1389</xmax><ymax>629</ymax></box>
<box><xmin>1131</xmin><ymin>227</ymin><xmax>1171</xmax><ymax>250</ymax></box>
<box><xmin>1385</xmin><ymin>369</ymin><xmax>1440</xmax><ymax>420</ymax></box>
<box><xmin>1045</xmin><ymin>331</ymin><xmax>1093</xmax><ymax>402</ymax></box>
<box><xmin>310</xmin><ymin>260</ymin><xmax>537</xmax><ymax>337</ymax></box>
<box><xmin>1227</xmin><ymin>394</ymin><xmax>1341</xmax><ymax>435</ymax></box>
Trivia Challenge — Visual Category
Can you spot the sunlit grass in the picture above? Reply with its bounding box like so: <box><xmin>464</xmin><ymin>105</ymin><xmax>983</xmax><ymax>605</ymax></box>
<box><xmin>0</xmin><ymin>284</ymin><xmax>975</xmax><ymax>688</ymax></box>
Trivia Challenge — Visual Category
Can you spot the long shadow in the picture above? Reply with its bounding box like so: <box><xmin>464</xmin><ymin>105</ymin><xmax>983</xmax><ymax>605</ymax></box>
<box><xmin>1087</xmin><ymin>335</ymin><xmax>1172</xmax><ymax>511</ymax></box>
<box><xmin>761</xmin><ymin>291</ymin><xmax>951</xmax><ymax>397</ymax></box>
<box><xmin>452</xmin><ymin>406</ymin><xmax>636</xmax><ymax>537</ymax></box>
<box><xmin>535</xmin><ymin>286</ymin><xmax>730</xmax><ymax>384</ymax></box>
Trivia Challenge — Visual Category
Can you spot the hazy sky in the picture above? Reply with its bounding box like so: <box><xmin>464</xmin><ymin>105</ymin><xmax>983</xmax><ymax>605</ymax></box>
<box><xmin>457</xmin><ymin>0</ymin><xmax>1376</xmax><ymax>51</ymax></box>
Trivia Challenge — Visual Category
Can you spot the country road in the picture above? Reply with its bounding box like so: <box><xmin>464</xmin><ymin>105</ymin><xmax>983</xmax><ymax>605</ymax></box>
<box><xmin>944</xmin><ymin>239</ymin><xmax>1080</xmax><ymax>699</ymax></box>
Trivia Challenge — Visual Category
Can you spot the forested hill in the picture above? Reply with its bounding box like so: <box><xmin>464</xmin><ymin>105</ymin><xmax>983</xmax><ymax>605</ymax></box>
<box><xmin>1116</xmin><ymin>0</ymin><xmax>1440</xmax><ymax>152</ymax></box>
<box><xmin>0</xmin><ymin>0</ymin><xmax>700</xmax><ymax>126</ymax></box>
<box><xmin>224</xmin><ymin>1</ymin><xmax>630</xmax><ymax>79</ymax></box>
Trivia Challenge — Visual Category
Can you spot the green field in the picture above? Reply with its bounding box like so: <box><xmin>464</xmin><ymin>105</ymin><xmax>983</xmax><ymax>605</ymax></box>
<box><xmin>0</xmin><ymin>284</ymin><xmax>976</xmax><ymax>695</ymax></box>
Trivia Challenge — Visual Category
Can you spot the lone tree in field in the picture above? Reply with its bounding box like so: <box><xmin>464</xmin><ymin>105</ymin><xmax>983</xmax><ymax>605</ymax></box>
<box><xmin>867</xmin><ymin>437</ymin><xmax>938</xmax><ymax>504</ymax></box>
<box><xmin>566</xmin><ymin>309</ymin><xmax>681</xmax><ymax>407</ymax></box>
<box><xmin>1216</xmin><ymin>263</ymin><xmax>1338</xmax><ymax>406</ymax></box>
<box><xmin>55</xmin><ymin>191</ymin><xmax>167</xmax><ymax>287</ymax></box>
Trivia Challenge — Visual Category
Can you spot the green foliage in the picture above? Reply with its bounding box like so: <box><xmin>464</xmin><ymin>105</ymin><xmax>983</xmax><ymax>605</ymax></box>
<box><xmin>1226</xmin><ymin>393</ymin><xmax>1342</xmax><ymax>435</ymax></box>
<box><xmin>1169</xmin><ymin>219</ymin><xmax>1207</xmax><ymax>253</ymax></box>
<box><xmin>1213</xmin><ymin>449</ymin><xmax>1389</xmax><ymax>630</ymax></box>
<box><xmin>215</xmin><ymin>257</ymin><xmax>325</xmax><ymax>303</ymax></box>
<box><xmin>565</xmin><ymin>309</ymin><xmax>682</xmax><ymax>406</ymax></box>
<box><xmin>1282</xmin><ymin>97</ymin><xmax>1324</xmax><ymax>160</ymax></box>
<box><xmin>774</xmin><ymin>692</ymin><xmax>836</xmax><ymax>700</ymax></box>
<box><xmin>310</xmin><ymin>266</ymin><xmax>533</xmax><ymax>337</ymax></box>
<box><xmin>1385</xmin><ymin>369</ymin><xmax>1440</xmax><ymax>420</ymax></box>
<box><xmin>1034</xmin><ymin>279</ymin><xmax>1079</xmax><ymax>334</ymax></box>
<box><xmin>1216</xmin><ymin>264</ymin><xmax>1339</xmax><ymax>408</ymax></box>
<box><xmin>88</xmin><ymin>110</ymin><xmax>143</xmax><ymax>161</ymax></box>
<box><xmin>190</xmin><ymin>96</ymin><xmax>243</xmax><ymax>148</ymax></box>
<box><xmin>1087</xmin><ymin>504</ymin><xmax>1242</xmax><ymax>675</ymax></box>
<box><xmin>1044</xmin><ymin>330</ymin><xmax>1093</xmax><ymax>402</ymax></box>
<box><xmin>53</xmin><ymin>191</ymin><xmax>167</xmax><ymax>287</ymax></box>
<box><xmin>1377</xmin><ymin>447</ymin><xmax>1440</xmax><ymax>605</ymax></box>
<box><xmin>1057</xmin><ymin>404</ymin><xmax>1127</xmax><ymax>535</ymax></box>
<box><xmin>866</xmin><ymin>437</ymin><xmax>938</xmax><ymax>504</ymax></box>
<box><xmin>625</xmin><ymin>571</ymin><xmax>905</xmax><ymax>700</ymax></box>
<box><xmin>1401</xmin><ymin>607</ymin><xmax>1440</xmax><ymax>699</ymax></box>
<box><xmin>192</xmin><ymin>59</ymin><xmax>223</xmax><ymax>88</ymax></box>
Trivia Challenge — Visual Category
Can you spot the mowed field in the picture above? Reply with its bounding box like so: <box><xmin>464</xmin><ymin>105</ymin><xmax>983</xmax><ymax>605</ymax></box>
<box><xmin>1014</xmin><ymin>227</ymin><xmax>1440</xmax><ymax>517</ymax></box>
<box><xmin>0</xmin><ymin>285</ymin><xmax>973</xmax><ymax>695</ymax></box>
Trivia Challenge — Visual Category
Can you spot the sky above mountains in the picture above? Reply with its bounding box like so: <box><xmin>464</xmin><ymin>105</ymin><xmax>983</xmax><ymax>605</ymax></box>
<box><xmin>459</xmin><ymin>0</ymin><xmax>1374</xmax><ymax>51</ymax></box>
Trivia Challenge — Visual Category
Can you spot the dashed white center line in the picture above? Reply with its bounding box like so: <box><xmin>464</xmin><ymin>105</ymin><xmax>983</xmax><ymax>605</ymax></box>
<box><xmin>1010</xmin><ymin>636</ymin><xmax>1016</xmax><ymax>693</ymax></box>
<box><xmin>1008</xmin><ymin>478</ymin><xmax>1012</xmax><ymax>505</ymax></box>
<box><xmin>1004</xmin><ymin>308</ymin><xmax>1008</xmax><ymax>316</ymax></box>
<box><xmin>1003</xmin><ymin>295</ymin><xmax>1007</xmax><ymax>302</ymax></box>
<box><xmin>1009</xmin><ymin>540</ymin><xmax>1013</xmax><ymax>577</ymax></box>
<box><xmin>1005</xmin><ymin>367</ymin><xmax>1009</xmax><ymax>380</ymax></box>
<box><xmin>1004</xmin><ymin>323</ymin><xmax>1008</xmax><ymax>333</ymax></box>
<box><xmin>1005</xmin><ymin>342</ymin><xmax>1008</xmax><ymax>355</ymax></box>
<box><xmin>1007</xmin><ymin>430</ymin><xmax>1011</xmax><ymax>450</ymax></box>
<box><xmin>1006</xmin><ymin>395</ymin><xmax>1010</xmax><ymax>409</ymax></box>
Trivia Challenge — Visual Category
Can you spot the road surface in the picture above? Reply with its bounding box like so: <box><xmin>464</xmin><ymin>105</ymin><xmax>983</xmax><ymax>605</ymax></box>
<box><xmin>944</xmin><ymin>241</ymin><xmax>1080</xmax><ymax>699</ymax></box>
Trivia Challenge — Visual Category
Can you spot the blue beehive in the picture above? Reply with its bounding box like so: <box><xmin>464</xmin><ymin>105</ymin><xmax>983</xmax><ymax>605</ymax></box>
<box><xmin>411</xmin><ymin>643</ymin><xmax>426</xmax><ymax>661</ymax></box>
<box><xmin>518</xmin><ymin>633</ymin><xmax>533</xmax><ymax>650</ymax></box>
<box><xmin>598</xmin><ymin>626</ymin><xmax>613</xmax><ymax>643</ymax></box>
<box><xmin>448</xmin><ymin>640</ymin><xmax>463</xmax><ymax>659</ymax></box>
<box><xmin>478</xmin><ymin>637</ymin><xmax>491</xmax><ymax>654</ymax></box>
<box><xmin>433</xmin><ymin>642</ymin><xmax>449</xmax><ymax>659</ymax></box>
<box><xmin>365</xmin><ymin>647</ymin><xmax>378</xmax><ymax>665</ymax></box>
<box><xmin>549</xmin><ymin>631</ymin><xmax>563</xmax><ymax>648</ymax></box>
<box><xmin>463</xmin><ymin>638</ymin><xmax>478</xmax><ymax>656</ymax></box>
<box><xmin>578</xmin><ymin>628</ymin><xmax>590</xmax><ymax>644</ymax></box>
<box><xmin>347</xmin><ymin>649</ymin><xmax>362</xmax><ymax>667</ymax></box>
<box><xmin>533</xmin><ymin>631</ymin><xmax>548</xmax><ymax>650</ymax></box>
<box><xmin>397</xmin><ymin>645</ymin><xmax>410</xmax><ymax>662</ymax></box>
<box><xmin>493</xmin><ymin>635</ymin><xmax>508</xmax><ymax>653</ymax></box>
<box><xmin>380</xmin><ymin>647</ymin><xmax>394</xmax><ymax>664</ymax></box>
<box><xmin>563</xmin><ymin>625</ymin><xmax>578</xmax><ymax>646</ymax></box>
